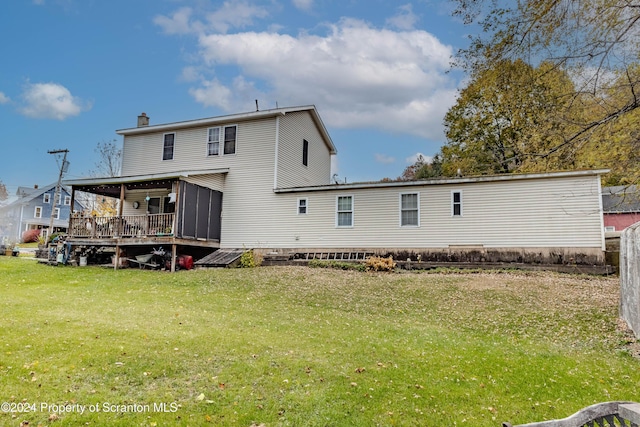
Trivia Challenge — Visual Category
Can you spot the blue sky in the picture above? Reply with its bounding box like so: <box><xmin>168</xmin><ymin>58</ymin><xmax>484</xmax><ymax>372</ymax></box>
<box><xmin>0</xmin><ymin>0</ymin><xmax>471</xmax><ymax>197</ymax></box>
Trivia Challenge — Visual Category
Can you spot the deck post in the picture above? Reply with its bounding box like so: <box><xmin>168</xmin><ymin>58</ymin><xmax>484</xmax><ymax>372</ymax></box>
<box><xmin>171</xmin><ymin>244</ymin><xmax>177</xmax><ymax>272</ymax></box>
<box><xmin>114</xmin><ymin>243</ymin><xmax>120</xmax><ymax>271</ymax></box>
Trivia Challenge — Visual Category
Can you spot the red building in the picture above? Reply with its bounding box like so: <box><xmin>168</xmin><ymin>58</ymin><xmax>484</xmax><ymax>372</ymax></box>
<box><xmin>602</xmin><ymin>186</ymin><xmax>640</xmax><ymax>232</ymax></box>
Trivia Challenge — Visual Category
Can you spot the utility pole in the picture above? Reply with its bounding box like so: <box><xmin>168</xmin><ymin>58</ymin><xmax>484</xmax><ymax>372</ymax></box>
<box><xmin>47</xmin><ymin>149</ymin><xmax>69</xmax><ymax>238</ymax></box>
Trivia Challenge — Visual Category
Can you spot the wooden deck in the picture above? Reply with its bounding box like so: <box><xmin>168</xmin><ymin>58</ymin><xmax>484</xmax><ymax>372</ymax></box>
<box><xmin>69</xmin><ymin>214</ymin><xmax>175</xmax><ymax>239</ymax></box>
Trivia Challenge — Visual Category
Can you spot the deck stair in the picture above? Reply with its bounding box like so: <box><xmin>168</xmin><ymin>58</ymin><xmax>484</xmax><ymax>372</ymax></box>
<box><xmin>195</xmin><ymin>248</ymin><xmax>247</xmax><ymax>267</ymax></box>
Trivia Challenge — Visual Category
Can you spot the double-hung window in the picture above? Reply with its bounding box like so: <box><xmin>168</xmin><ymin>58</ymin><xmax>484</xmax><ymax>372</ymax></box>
<box><xmin>336</xmin><ymin>196</ymin><xmax>353</xmax><ymax>227</ymax></box>
<box><xmin>163</xmin><ymin>133</ymin><xmax>175</xmax><ymax>161</ymax></box>
<box><xmin>223</xmin><ymin>125</ymin><xmax>237</xmax><ymax>155</ymax></box>
<box><xmin>400</xmin><ymin>193</ymin><xmax>419</xmax><ymax>226</ymax></box>
<box><xmin>207</xmin><ymin>127</ymin><xmax>220</xmax><ymax>156</ymax></box>
<box><xmin>207</xmin><ymin>125</ymin><xmax>237</xmax><ymax>155</ymax></box>
<box><xmin>34</xmin><ymin>206</ymin><xmax>42</xmax><ymax>218</ymax></box>
<box><xmin>43</xmin><ymin>194</ymin><xmax>50</xmax><ymax>203</ymax></box>
<box><xmin>64</xmin><ymin>195</ymin><xmax>71</xmax><ymax>206</ymax></box>
<box><xmin>53</xmin><ymin>208</ymin><xmax>60</xmax><ymax>220</ymax></box>
<box><xmin>298</xmin><ymin>198</ymin><xmax>308</xmax><ymax>215</ymax></box>
<box><xmin>452</xmin><ymin>191</ymin><xmax>462</xmax><ymax>216</ymax></box>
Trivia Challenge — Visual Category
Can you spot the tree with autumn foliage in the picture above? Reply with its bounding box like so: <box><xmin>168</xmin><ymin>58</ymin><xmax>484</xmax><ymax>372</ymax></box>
<box><xmin>445</xmin><ymin>0</ymin><xmax>640</xmax><ymax>184</ymax></box>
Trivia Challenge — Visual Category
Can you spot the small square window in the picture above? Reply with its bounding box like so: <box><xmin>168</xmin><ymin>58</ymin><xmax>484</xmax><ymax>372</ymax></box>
<box><xmin>298</xmin><ymin>198</ymin><xmax>308</xmax><ymax>215</ymax></box>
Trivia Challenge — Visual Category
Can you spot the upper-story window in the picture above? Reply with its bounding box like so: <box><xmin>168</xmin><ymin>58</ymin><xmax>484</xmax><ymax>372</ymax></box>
<box><xmin>64</xmin><ymin>195</ymin><xmax>71</xmax><ymax>206</ymax></box>
<box><xmin>223</xmin><ymin>125</ymin><xmax>237</xmax><ymax>155</ymax></box>
<box><xmin>207</xmin><ymin>125</ymin><xmax>237</xmax><ymax>156</ymax></box>
<box><xmin>298</xmin><ymin>198</ymin><xmax>308</xmax><ymax>215</ymax></box>
<box><xmin>302</xmin><ymin>139</ymin><xmax>309</xmax><ymax>166</ymax></box>
<box><xmin>34</xmin><ymin>206</ymin><xmax>42</xmax><ymax>218</ymax></box>
<box><xmin>43</xmin><ymin>194</ymin><xmax>50</xmax><ymax>203</ymax></box>
<box><xmin>53</xmin><ymin>207</ymin><xmax>60</xmax><ymax>219</ymax></box>
<box><xmin>163</xmin><ymin>133</ymin><xmax>175</xmax><ymax>161</ymax></box>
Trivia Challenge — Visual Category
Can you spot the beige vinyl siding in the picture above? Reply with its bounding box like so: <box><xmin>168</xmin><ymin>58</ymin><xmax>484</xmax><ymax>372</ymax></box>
<box><xmin>227</xmin><ymin>174</ymin><xmax>604</xmax><ymax>249</ymax></box>
<box><xmin>121</xmin><ymin>119</ymin><xmax>277</xmax><ymax>177</ymax></box>
<box><xmin>183</xmin><ymin>174</ymin><xmax>226</xmax><ymax>193</ymax></box>
<box><xmin>277</xmin><ymin>111</ymin><xmax>332</xmax><ymax>188</ymax></box>
<box><xmin>122</xmin><ymin>189</ymin><xmax>173</xmax><ymax>216</ymax></box>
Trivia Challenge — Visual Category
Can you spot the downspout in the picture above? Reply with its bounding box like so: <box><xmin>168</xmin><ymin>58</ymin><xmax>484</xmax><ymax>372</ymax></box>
<box><xmin>597</xmin><ymin>174</ymin><xmax>606</xmax><ymax>252</ymax></box>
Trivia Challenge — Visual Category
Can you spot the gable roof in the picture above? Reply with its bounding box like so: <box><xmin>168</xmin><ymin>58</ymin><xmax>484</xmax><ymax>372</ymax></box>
<box><xmin>602</xmin><ymin>185</ymin><xmax>640</xmax><ymax>213</ymax></box>
<box><xmin>2</xmin><ymin>184</ymin><xmax>79</xmax><ymax>209</ymax></box>
<box><xmin>115</xmin><ymin>105</ymin><xmax>337</xmax><ymax>155</ymax></box>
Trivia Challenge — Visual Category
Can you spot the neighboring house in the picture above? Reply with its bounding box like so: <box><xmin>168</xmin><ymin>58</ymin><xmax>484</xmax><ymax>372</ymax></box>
<box><xmin>602</xmin><ymin>185</ymin><xmax>640</xmax><ymax>232</ymax></box>
<box><xmin>0</xmin><ymin>184</ymin><xmax>85</xmax><ymax>242</ymax></box>
<box><xmin>65</xmin><ymin>106</ymin><xmax>608</xmax><ymax>270</ymax></box>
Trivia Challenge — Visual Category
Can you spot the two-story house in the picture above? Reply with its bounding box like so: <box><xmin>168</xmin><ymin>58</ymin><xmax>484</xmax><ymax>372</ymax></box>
<box><xmin>0</xmin><ymin>184</ymin><xmax>85</xmax><ymax>242</ymax></box>
<box><xmin>65</xmin><ymin>105</ymin><xmax>608</xmax><ymax>271</ymax></box>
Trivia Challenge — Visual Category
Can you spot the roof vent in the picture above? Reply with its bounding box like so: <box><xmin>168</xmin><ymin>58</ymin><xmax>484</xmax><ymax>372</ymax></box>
<box><xmin>137</xmin><ymin>112</ymin><xmax>149</xmax><ymax>127</ymax></box>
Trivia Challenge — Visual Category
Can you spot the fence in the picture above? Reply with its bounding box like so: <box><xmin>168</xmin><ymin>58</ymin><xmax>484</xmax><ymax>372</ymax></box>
<box><xmin>620</xmin><ymin>222</ymin><xmax>640</xmax><ymax>339</ymax></box>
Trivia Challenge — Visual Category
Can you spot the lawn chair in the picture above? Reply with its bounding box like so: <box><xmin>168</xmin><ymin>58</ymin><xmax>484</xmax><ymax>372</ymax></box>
<box><xmin>502</xmin><ymin>401</ymin><xmax>640</xmax><ymax>427</ymax></box>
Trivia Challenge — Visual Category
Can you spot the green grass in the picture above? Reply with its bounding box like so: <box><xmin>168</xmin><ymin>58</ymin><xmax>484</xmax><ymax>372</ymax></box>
<box><xmin>0</xmin><ymin>258</ymin><xmax>637</xmax><ymax>426</ymax></box>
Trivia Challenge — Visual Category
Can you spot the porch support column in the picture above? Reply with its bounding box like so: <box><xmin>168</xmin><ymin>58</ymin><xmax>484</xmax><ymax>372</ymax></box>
<box><xmin>114</xmin><ymin>243</ymin><xmax>120</xmax><ymax>271</ymax></box>
<box><xmin>119</xmin><ymin>184</ymin><xmax>125</xmax><ymax>216</ymax></box>
<box><xmin>171</xmin><ymin>244</ymin><xmax>177</xmax><ymax>272</ymax></box>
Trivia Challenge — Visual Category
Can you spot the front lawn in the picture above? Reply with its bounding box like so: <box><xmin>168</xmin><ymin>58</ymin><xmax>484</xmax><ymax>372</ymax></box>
<box><xmin>0</xmin><ymin>258</ymin><xmax>637</xmax><ymax>426</ymax></box>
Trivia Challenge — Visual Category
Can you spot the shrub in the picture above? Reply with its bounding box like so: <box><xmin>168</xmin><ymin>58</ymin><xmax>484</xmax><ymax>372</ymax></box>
<box><xmin>21</xmin><ymin>229</ymin><xmax>41</xmax><ymax>243</ymax></box>
<box><xmin>239</xmin><ymin>250</ymin><xmax>262</xmax><ymax>268</ymax></box>
<box><xmin>365</xmin><ymin>256</ymin><xmax>396</xmax><ymax>272</ymax></box>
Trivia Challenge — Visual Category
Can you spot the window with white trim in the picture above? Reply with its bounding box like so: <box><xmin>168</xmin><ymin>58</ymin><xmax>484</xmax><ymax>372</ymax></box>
<box><xmin>452</xmin><ymin>191</ymin><xmax>462</xmax><ymax>216</ymax></box>
<box><xmin>223</xmin><ymin>125</ymin><xmax>237</xmax><ymax>155</ymax></box>
<box><xmin>64</xmin><ymin>195</ymin><xmax>71</xmax><ymax>206</ymax></box>
<box><xmin>34</xmin><ymin>206</ymin><xmax>42</xmax><ymax>218</ymax></box>
<box><xmin>207</xmin><ymin>127</ymin><xmax>220</xmax><ymax>156</ymax></box>
<box><xmin>163</xmin><ymin>133</ymin><xmax>175</xmax><ymax>160</ymax></box>
<box><xmin>400</xmin><ymin>193</ymin><xmax>419</xmax><ymax>226</ymax></box>
<box><xmin>336</xmin><ymin>196</ymin><xmax>353</xmax><ymax>227</ymax></box>
<box><xmin>207</xmin><ymin>125</ymin><xmax>237</xmax><ymax>156</ymax></box>
<box><xmin>298</xmin><ymin>198</ymin><xmax>308</xmax><ymax>215</ymax></box>
<box><xmin>54</xmin><ymin>207</ymin><xmax>60</xmax><ymax>219</ymax></box>
<box><xmin>43</xmin><ymin>194</ymin><xmax>50</xmax><ymax>203</ymax></box>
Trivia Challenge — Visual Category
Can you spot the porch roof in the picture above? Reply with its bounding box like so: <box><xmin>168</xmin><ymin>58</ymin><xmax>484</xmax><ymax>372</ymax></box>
<box><xmin>64</xmin><ymin>168</ymin><xmax>229</xmax><ymax>198</ymax></box>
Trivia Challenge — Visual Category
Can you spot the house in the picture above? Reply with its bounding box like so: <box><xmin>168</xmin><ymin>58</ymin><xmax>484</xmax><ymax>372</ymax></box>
<box><xmin>602</xmin><ymin>185</ymin><xmax>640</xmax><ymax>233</ymax></box>
<box><xmin>64</xmin><ymin>106</ymin><xmax>608</xmax><ymax>270</ymax></box>
<box><xmin>0</xmin><ymin>184</ymin><xmax>85</xmax><ymax>242</ymax></box>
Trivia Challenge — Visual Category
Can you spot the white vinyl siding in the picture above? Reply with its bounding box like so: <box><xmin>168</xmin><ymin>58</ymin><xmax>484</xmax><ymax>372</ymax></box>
<box><xmin>277</xmin><ymin>111</ymin><xmax>332</xmax><ymax>189</ymax></box>
<box><xmin>400</xmin><ymin>193</ymin><xmax>419</xmax><ymax>227</ymax></box>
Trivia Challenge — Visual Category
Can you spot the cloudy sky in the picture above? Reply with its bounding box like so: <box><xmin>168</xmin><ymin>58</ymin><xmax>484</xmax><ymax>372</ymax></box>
<box><xmin>0</xmin><ymin>0</ymin><xmax>471</xmax><ymax>196</ymax></box>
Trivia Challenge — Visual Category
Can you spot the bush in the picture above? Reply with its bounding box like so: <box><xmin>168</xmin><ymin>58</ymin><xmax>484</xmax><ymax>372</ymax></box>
<box><xmin>21</xmin><ymin>229</ymin><xmax>41</xmax><ymax>243</ymax></box>
<box><xmin>239</xmin><ymin>250</ymin><xmax>262</xmax><ymax>268</ymax></box>
<box><xmin>365</xmin><ymin>256</ymin><xmax>396</xmax><ymax>272</ymax></box>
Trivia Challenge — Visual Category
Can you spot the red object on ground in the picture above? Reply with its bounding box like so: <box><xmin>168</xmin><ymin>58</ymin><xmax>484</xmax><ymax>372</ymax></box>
<box><xmin>177</xmin><ymin>255</ymin><xmax>193</xmax><ymax>270</ymax></box>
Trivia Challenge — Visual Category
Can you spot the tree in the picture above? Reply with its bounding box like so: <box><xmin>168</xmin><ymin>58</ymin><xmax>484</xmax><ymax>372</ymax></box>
<box><xmin>91</xmin><ymin>139</ymin><xmax>122</xmax><ymax>178</ymax></box>
<box><xmin>441</xmin><ymin>59</ymin><xmax>577</xmax><ymax>176</ymax></box>
<box><xmin>0</xmin><ymin>180</ymin><xmax>7</xmax><ymax>202</ymax></box>
<box><xmin>451</xmin><ymin>0</ymin><xmax>640</xmax><ymax>183</ymax></box>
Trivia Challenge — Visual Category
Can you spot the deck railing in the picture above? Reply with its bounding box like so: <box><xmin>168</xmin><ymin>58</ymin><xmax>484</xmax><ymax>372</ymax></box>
<box><xmin>69</xmin><ymin>214</ymin><xmax>175</xmax><ymax>239</ymax></box>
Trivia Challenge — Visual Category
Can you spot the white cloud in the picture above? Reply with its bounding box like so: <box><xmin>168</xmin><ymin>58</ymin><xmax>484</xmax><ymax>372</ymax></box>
<box><xmin>19</xmin><ymin>82</ymin><xmax>90</xmax><ymax>120</ymax></box>
<box><xmin>0</xmin><ymin>92</ymin><xmax>10</xmax><ymax>104</ymax></box>
<box><xmin>375</xmin><ymin>153</ymin><xmax>396</xmax><ymax>164</ymax></box>
<box><xmin>186</xmin><ymin>18</ymin><xmax>457</xmax><ymax>139</ymax></box>
<box><xmin>386</xmin><ymin>4</ymin><xmax>419</xmax><ymax>30</ymax></box>
<box><xmin>292</xmin><ymin>0</ymin><xmax>313</xmax><ymax>11</ymax></box>
<box><xmin>154</xmin><ymin>2</ymin><xmax>269</xmax><ymax>35</ymax></box>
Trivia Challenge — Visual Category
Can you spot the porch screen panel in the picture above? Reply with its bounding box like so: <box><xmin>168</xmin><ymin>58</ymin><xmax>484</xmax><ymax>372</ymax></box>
<box><xmin>180</xmin><ymin>182</ymin><xmax>198</xmax><ymax>239</ymax></box>
<box><xmin>208</xmin><ymin>191</ymin><xmax>222</xmax><ymax>240</ymax></box>
<box><xmin>196</xmin><ymin>186</ymin><xmax>211</xmax><ymax>240</ymax></box>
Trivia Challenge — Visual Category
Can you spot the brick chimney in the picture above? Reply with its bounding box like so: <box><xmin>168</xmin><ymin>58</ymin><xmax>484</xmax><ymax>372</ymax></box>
<box><xmin>34</xmin><ymin>184</ymin><xmax>39</xmax><ymax>189</ymax></box>
<box><xmin>137</xmin><ymin>112</ymin><xmax>149</xmax><ymax>127</ymax></box>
